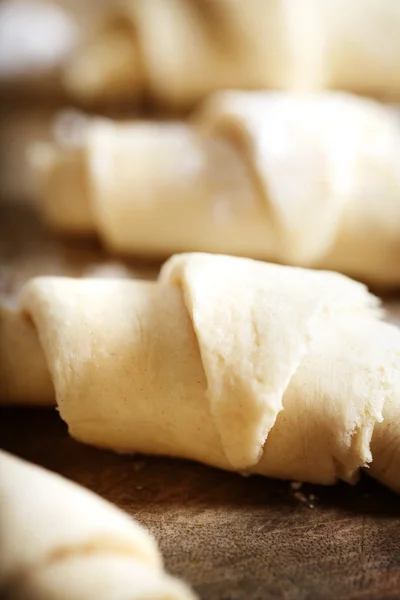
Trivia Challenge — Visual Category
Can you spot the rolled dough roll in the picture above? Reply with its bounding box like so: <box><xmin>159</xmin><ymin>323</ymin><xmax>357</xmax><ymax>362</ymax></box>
<box><xmin>1</xmin><ymin>254</ymin><xmax>399</xmax><ymax>493</ymax></box>
<box><xmin>0</xmin><ymin>451</ymin><xmax>195</xmax><ymax>599</ymax></box>
<box><xmin>32</xmin><ymin>92</ymin><xmax>400</xmax><ymax>286</ymax></box>
<box><xmin>64</xmin><ymin>0</ymin><xmax>400</xmax><ymax>108</ymax></box>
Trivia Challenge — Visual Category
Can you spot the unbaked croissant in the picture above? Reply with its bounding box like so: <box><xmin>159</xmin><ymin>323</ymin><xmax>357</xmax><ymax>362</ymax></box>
<box><xmin>0</xmin><ymin>451</ymin><xmax>195</xmax><ymax>600</ymax></box>
<box><xmin>1</xmin><ymin>253</ymin><xmax>399</xmax><ymax>493</ymax></box>
<box><xmin>64</xmin><ymin>0</ymin><xmax>400</xmax><ymax>108</ymax></box>
<box><xmin>31</xmin><ymin>92</ymin><xmax>400</xmax><ymax>286</ymax></box>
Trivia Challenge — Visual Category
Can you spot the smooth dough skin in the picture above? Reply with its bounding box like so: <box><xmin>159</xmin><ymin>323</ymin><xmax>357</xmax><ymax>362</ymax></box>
<box><xmin>1</xmin><ymin>254</ymin><xmax>399</xmax><ymax>493</ymax></box>
<box><xmin>63</xmin><ymin>0</ymin><xmax>400</xmax><ymax>108</ymax></box>
<box><xmin>0</xmin><ymin>451</ymin><xmax>195</xmax><ymax>600</ymax></box>
<box><xmin>31</xmin><ymin>91</ymin><xmax>400</xmax><ymax>287</ymax></box>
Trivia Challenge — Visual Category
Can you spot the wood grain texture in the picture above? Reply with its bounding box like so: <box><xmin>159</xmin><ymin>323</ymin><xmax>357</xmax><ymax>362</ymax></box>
<box><xmin>1</xmin><ymin>203</ymin><xmax>400</xmax><ymax>600</ymax></box>
<box><xmin>1</xmin><ymin>408</ymin><xmax>400</xmax><ymax>600</ymax></box>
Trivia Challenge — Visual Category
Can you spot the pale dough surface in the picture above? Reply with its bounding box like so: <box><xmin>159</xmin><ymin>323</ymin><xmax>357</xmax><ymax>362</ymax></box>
<box><xmin>34</xmin><ymin>92</ymin><xmax>400</xmax><ymax>286</ymax></box>
<box><xmin>1</xmin><ymin>254</ymin><xmax>399</xmax><ymax>493</ymax></box>
<box><xmin>64</xmin><ymin>0</ymin><xmax>400</xmax><ymax>107</ymax></box>
<box><xmin>0</xmin><ymin>450</ymin><xmax>195</xmax><ymax>599</ymax></box>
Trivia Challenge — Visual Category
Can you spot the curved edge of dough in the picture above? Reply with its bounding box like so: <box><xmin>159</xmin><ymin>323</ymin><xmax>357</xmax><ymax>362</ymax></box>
<box><xmin>160</xmin><ymin>253</ymin><xmax>382</xmax><ymax>471</ymax></box>
<box><xmin>0</xmin><ymin>451</ymin><xmax>196</xmax><ymax>599</ymax></box>
<box><xmin>0</xmin><ymin>306</ymin><xmax>54</xmax><ymax>405</ymax></box>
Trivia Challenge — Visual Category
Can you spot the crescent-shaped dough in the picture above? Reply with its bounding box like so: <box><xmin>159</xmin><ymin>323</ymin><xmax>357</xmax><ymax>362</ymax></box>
<box><xmin>0</xmin><ymin>451</ymin><xmax>195</xmax><ymax>599</ymax></box>
<box><xmin>32</xmin><ymin>92</ymin><xmax>400</xmax><ymax>286</ymax></box>
<box><xmin>63</xmin><ymin>0</ymin><xmax>400</xmax><ymax>107</ymax></box>
<box><xmin>1</xmin><ymin>254</ymin><xmax>399</xmax><ymax>493</ymax></box>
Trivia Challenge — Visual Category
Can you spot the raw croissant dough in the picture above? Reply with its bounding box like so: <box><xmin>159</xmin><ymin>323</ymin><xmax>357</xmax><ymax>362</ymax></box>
<box><xmin>1</xmin><ymin>254</ymin><xmax>399</xmax><ymax>493</ymax></box>
<box><xmin>0</xmin><ymin>451</ymin><xmax>195</xmax><ymax>600</ymax></box>
<box><xmin>64</xmin><ymin>0</ymin><xmax>400</xmax><ymax>107</ymax></box>
<box><xmin>32</xmin><ymin>92</ymin><xmax>400</xmax><ymax>286</ymax></box>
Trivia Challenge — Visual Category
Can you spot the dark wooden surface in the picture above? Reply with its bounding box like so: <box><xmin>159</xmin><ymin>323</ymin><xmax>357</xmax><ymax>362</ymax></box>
<box><xmin>0</xmin><ymin>203</ymin><xmax>159</xmax><ymax>303</ymax></box>
<box><xmin>1</xmin><ymin>408</ymin><xmax>400</xmax><ymax>600</ymax></box>
<box><xmin>1</xmin><ymin>203</ymin><xmax>400</xmax><ymax>600</ymax></box>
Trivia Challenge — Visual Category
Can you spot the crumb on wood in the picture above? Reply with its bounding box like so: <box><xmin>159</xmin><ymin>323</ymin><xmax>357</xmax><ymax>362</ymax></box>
<box><xmin>290</xmin><ymin>481</ymin><xmax>303</xmax><ymax>490</ymax></box>
<box><xmin>292</xmin><ymin>486</ymin><xmax>318</xmax><ymax>509</ymax></box>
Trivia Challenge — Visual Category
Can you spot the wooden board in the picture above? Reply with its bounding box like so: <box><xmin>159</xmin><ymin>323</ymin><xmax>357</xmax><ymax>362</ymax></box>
<box><xmin>1</xmin><ymin>203</ymin><xmax>400</xmax><ymax>600</ymax></box>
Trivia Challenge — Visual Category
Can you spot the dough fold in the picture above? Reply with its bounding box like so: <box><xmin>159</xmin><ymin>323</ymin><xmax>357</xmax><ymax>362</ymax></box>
<box><xmin>32</xmin><ymin>92</ymin><xmax>400</xmax><ymax>286</ymax></box>
<box><xmin>63</xmin><ymin>0</ymin><xmax>400</xmax><ymax>108</ymax></box>
<box><xmin>1</xmin><ymin>254</ymin><xmax>399</xmax><ymax>492</ymax></box>
<box><xmin>0</xmin><ymin>451</ymin><xmax>195</xmax><ymax>599</ymax></box>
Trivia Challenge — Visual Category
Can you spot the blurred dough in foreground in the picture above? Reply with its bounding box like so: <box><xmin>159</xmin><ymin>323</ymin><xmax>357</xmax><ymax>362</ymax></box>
<box><xmin>64</xmin><ymin>0</ymin><xmax>400</xmax><ymax>108</ymax></box>
<box><xmin>0</xmin><ymin>451</ymin><xmax>195</xmax><ymax>599</ymax></box>
<box><xmin>32</xmin><ymin>92</ymin><xmax>400</xmax><ymax>286</ymax></box>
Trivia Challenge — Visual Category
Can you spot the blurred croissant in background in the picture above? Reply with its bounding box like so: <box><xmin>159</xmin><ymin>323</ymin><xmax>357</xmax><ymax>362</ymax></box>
<box><xmin>64</xmin><ymin>0</ymin><xmax>400</xmax><ymax>109</ymax></box>
<box><xmin>0</xmin><ymin>0</ymin><xmax>109</xmax><ymax>200</ymax></box>
<box><xmin>31</xmin><ymin>91</ymin><xmax>400</xmax><ymax>287</ymax></box>
<box><xmin>3</xmin><ymin>0</ymin><xmax>400</xmax><ymax>199</ymax></box>
<box><xmin>2</xmin><ymin>0</ymin><xmax>400</xmax><ymax>290</ymax></box>
<box><xmin>2</xmin><ymin>0</ymin><xmax>400</xmax><ymax>109</ymax></box>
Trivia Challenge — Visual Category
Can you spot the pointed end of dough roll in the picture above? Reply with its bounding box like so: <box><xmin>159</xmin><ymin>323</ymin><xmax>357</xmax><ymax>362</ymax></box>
<box><xmin>28</xmin><ymin>111</ymin><xmax>95</xmax><ymax>235</ymax></box>
<box><xmin>63</xmin><ymin>16</ymin><xmax>143</xmax><ymax>104</ymax></box>
<box><xmin>0</xmin><ymin>451</ymin><xmax>196</xmax><ymax>599</ymax></box>
<box><xmin>5</xmin><ymin>557</ymin><xmax>196</xmax><ymax>600</ymax></box>
<box><xmin>0</xmin><ymin>305</ymin><xmax>54</xmax><ymax>405</ymax></box>
<box><xmin>28</xmin><ymin>110</ymin><xmax>90</xmax><ymax>176</ymax></box>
